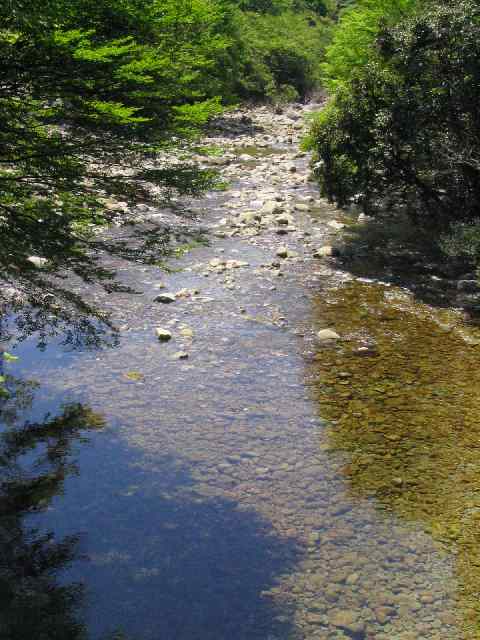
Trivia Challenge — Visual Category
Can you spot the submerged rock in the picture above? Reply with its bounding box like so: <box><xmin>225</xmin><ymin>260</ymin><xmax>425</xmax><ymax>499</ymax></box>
<box><xmin>329</xmin><ymin>609</ymin><xmax>365</xmax><ymax>635</ymax></box>
<box><xmin>317</xmin><ymin>329</ymin><xmax>341</xmax><ymax>342</ymax></box>
<box><xmin>294</xmin><ymin>203</ymin><xmax>310</xmax><ymax>212</ymax></box>
<box><xmin>154</xmin><ymin>293</ymin><xmax>176</xmax><ymax>304</ymax></box>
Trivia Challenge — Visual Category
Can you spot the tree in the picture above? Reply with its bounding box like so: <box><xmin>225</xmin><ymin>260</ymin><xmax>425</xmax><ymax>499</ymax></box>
<box><xmin>309</xmin><ymin>1</ymin><xmax>480</xmax><ymax>231</ymax></box>
<box><xmin>0</xmin><ymin>0</ymin><xmax>233</xmax><ymax>345</ymax></box>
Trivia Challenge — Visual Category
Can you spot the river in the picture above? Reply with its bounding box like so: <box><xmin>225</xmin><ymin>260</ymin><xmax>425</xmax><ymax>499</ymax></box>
<box><xmin>1</xmin><ymin>105</ymin><xmax>480</xmax><ymax>640</ymax></box>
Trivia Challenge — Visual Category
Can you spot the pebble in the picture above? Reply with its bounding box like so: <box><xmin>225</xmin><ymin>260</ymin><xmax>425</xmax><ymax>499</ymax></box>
<box><xmin>317</xmin><ymin>329</ymin><xmax>341</xmax><ymax>342</ymax></box>
<box><xmin>155</xmin><ymin>328</ymin><xmax>172</xmax><ymax>342</ymax></box>
<box><xmin>313</xmin><ymin>246</ymin><xmax>334</xmax><ymax>258</ymax></box>
<box><xmin>173</xmin><ymin>351</ymin><xmax>189</xmax><ymax>360</ymax></box>
<box><xmin>27</xmin><ymin>256</ymin><xmax>48</xmax><ymax>268</ymax></box>
<box><xmin>154</xmin><ymin>293</ymin><xmax>176</xmax><ymax>304</ymax></box>
<box><xmin>329</xmin><ymin>609</ymin><xmax>365</xmax><ymax>635</ymax></box>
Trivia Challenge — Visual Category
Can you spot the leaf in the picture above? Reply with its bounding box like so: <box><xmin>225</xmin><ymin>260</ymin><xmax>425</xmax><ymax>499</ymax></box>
<box><xmin>3</xmin><ymin>352</ymin><xmax>18</xmax><ymax>362</ymax></box>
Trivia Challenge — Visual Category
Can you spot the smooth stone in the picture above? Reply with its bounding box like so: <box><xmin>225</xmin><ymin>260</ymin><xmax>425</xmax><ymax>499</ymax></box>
<box><xmin>374</xmin><ymin>607</ymin><xmax>395</xmax><ymax>625</ymax></box>
<box><xmin>173</xmin><ymin>351</ymin><xmax>189</xmax><ymax>360</ymax></box>
<box><xmin>154</xmin><ymin>293</ymin><xmax>176</xmax><ymax>304</ymax></box>
<box><xmin>328</xmin><ymin>220</ymin><xmax>346</xmax><ymax>230</ymax></box>
<box><xmin>276</xmin><ymin>247</ymin><xmax>289</xmax><ymax>259</ymax></box>
<box><xmin>317</xmin><ymin>329</ymin><xmax>341</xmax><ymax>342</ymax></box>
<box><xmin>313</xmin><ymin>246</ymin><xmax>334</xmax><ymax>258</ymax></box>
<box><xmin>238</xmin><ymin>211</ymin><xmax>259</xmax><ymax>224</ymax></box>
<box><xmin>457</xmin><ymin>279</ymin><xmax>480</xmax><ymax>293</ymax></box>
<box><xmin>27</xmin><ymin>256</ymin><xmax>48</xmax><ymax>268</ymax></box>
<box><xmin>261</xmin><ymin>200</ymin><xmax>283</xmax><ymax>215</ymax></box>
<box><xmin>276</xmin><ymin>214</ymin><xmax>294</xmax><ymax>225</ymax></box>
<box><xmin>329</xmin><ymin>610</ymin><xmax>365</xmax><ymax>635</ymax></box>
<box><xmin>155</xmin><ymin>328</ymin><xmax>172</xmax><ymax>342</ymax></box>
<box><xmin>225</xmin><ymin>259</ymin><xmax>249</xmax><ymax>269</ymax></box>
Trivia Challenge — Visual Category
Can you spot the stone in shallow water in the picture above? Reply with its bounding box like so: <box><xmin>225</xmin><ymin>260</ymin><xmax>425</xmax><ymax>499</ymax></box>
<box><xmin>155</xmin><ymin>328</ymin><xmax>172</xmax><ymax>342</ymax></box>
<box><xmin>317</xmin><ymin>329</ymin><xmax>341</xmax><ymax>342</ymax></box>
<box><xmin>294</xmin><ymin>203</ymin><xmax>310</xmax><ymax>212</ymax></box>
<box><xmin>154</xmin><ymin>293</ymin><xmax>176</xmax><ymax>304</ymax></box>
<box><xmin>329</xmin><ymin>609</ymin><xmax>365</xmax><ymax>635</ymax></box>
<box><xmin>328</xmin><ymin>220</ymin><xmax>346</xmax><ymax>230</ymax></box>
<box><xmin>27</xmin><ymin>255</ymin><xmax>48</xmax><ymax>268</ymax></box>
<box><xmin>173</xmin><ymin>351</ymin><xmax>189</xmax><ymax>360</ymax></box>
<box><xmin>261</xmin><ymin>200</ymin><xmax>283</xmax><ymax>215</ymax></box>
<box><xmin>313</xmin><ymin>246</ymin><xmax>334</xmax><ymax>258</ymax></box>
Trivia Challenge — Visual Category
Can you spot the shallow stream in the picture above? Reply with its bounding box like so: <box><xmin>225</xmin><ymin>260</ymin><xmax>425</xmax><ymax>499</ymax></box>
<box><xmin>2</xmin><ymin>106</ymin><xmax>480</xmax><ymax>640</ymax></box>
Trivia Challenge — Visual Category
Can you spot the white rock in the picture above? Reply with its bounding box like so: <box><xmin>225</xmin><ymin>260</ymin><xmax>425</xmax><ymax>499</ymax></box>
<box><xmin>294</xmin><ymin>203</ymin><xmax>310</xmax><ymax>212</ymax></box>
<box><xmin>27</xmin><ymin>256</ymin><xmax>48</xmax><ymax>268</ymax></box>
<box><xmin>313</xmin><ymin>246</ymin><xmax>334</xmax><ymax>258</ymax></box>
<box><xmin>238</xmin><ymin>211</ymin><xmax>259</xmax><ymax>224</ymax></box>
<box><xmin>155</xmin><ymin>328</ymin><xmax>172</xmax><ymax>342</ymax></box>
<box><xmin>317</xmin><ymin>329</ymin><xmax>341</xmax><ymax>342</ymax></box>
<box><xmin>261</xmin><ymin>201</ymin><xmax>283</xmax><ymax>215</ymax></box>
<box><xmin>225</xmin><ymin>260</ymin><xmax>249</xmax><ymax>269</ymax></box>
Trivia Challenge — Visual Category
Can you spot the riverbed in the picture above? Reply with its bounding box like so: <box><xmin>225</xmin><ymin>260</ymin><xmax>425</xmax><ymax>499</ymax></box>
<box><xmin>2</xmin><ymin>105</ymin><xmax>480</xmax><ymax>640</ymax></box>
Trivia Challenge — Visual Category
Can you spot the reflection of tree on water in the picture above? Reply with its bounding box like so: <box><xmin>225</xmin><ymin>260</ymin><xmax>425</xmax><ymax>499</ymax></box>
<box><xmin>0</xmin><ymin>217</ymin><xmax>208</xmax><ymax>350</ymax></box>
<box><xmin>309</xmin><ymin>282</ymin><xmax>480</xmax><ymax>637</ymax></box>
<box><xmin>0</xmin><ymin>371</ymin><xmax>105</xmax><ymax>639</ymax></box>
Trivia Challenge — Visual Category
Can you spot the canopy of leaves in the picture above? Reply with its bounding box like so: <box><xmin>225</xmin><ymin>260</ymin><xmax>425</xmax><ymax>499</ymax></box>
<box><xmin>321</xmin><ymin>0</ymin><xmax>420</xmax><ymax>89</ymax></box>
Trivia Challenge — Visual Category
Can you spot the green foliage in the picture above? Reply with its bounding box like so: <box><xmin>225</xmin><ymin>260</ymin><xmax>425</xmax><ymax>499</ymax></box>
<box><xmin>309</xmin><ymin>0</ymin><xmax>480</xmax><ymax>261</ymax></box>
<box><xmin>440</xmin><ymin>220</ymin><xmax>480</xmax><ymax>265</ymax></box>
<box><xmin>232</xmin><ymin>9</ymin><xmax>333</xmax><ymax>102</ymax></box>
<box><xmin>0</xmin><ymin>0</ymin><xmax>236</xmax><ymax>341</ymax></box>
<box><xmin>234</xmin><ymin>0</ymin><xmax>334</xmax><ymax>15</ymax></box>
<box><xmin>321</xmin><ymin>0</ymin><xmax>419</xmax><ymax>89</ymax></box>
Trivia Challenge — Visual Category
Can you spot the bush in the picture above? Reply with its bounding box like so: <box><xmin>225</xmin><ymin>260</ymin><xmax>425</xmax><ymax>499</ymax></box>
<box><xmin>308</xmin><ymin>1</ymin><xmax>480</xmax><ymax>232</ymax></box>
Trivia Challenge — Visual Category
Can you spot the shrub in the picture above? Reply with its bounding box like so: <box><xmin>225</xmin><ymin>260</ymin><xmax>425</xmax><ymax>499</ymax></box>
<box><xmin>309</xmin><ymin>1</ymin><xmax>480</xmax><ymax>231</ymax></box>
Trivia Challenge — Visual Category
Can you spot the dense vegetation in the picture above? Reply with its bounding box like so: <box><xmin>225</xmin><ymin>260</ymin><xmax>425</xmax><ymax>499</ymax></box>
<box><xmin>308</xmin><ymin>0</ymin><xmax>480</xmax><ymax>273</ymax></box>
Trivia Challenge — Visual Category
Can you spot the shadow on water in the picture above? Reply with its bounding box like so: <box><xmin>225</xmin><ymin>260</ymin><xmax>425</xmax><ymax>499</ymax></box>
<box><xmin>308</xmin><ymin>280</ymin><xmax>480</xmax><ymax>638</ymax></box>
<box><xmin>0</xmin><ymin>365</ymin><xmax>302</xmax><ymax>640</ymax></box>
<box><xmin>0</xmin><ymin>367</ymin><xmax>105</xmax><ymax>640</ymax></box>
<box><xmin>334</xmin><ymin>214</ymin><xmax>480</xmax><ymax>315</ymax></box>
